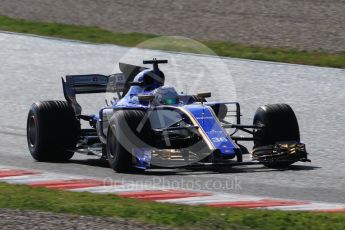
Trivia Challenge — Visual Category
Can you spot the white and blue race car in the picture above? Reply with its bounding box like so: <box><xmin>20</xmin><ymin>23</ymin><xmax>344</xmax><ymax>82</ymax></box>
<box><xmin>27</xmin><ymin>59</ymin><xmax>309</xmax><ymax>172</ymax></box>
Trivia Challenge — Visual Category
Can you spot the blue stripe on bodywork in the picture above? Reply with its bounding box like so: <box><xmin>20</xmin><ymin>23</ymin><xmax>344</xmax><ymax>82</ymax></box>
<box><xmin>183</xmin><ymin>104</ymin><xmax>237</xmax><ymax>158</ymax></box>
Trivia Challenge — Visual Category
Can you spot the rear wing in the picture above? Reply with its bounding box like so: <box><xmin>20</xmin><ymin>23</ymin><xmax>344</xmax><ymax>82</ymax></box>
<box><xmin>64</xmin><ymin>74</ymin><xmax>110</xmax><ymax>94</ymax></box>
<box><xmin>62</xmin><ymin>74</ymin><xmax>126</xmax><ymax>94</ymax></box>
<box><xmin>61</xmin><ymin>62</ymin><xmax>147</xmax><ymax>115</ymax></box>
<box><xmin>62</xmin><ymin>73</ymin><xmax>126</xmax><ymax>115</ymax></box>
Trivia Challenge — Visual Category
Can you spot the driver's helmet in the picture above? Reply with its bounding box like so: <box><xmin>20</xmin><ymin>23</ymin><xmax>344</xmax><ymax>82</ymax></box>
<box><xmin>152</xmin><ymin>86</ymin><xmax>179</xmax><ymax>105</ymax></box>
<box><xmin>133</xmin><ymin>69</ymin><xmax>165</xmax><ymax>91</ymax></box>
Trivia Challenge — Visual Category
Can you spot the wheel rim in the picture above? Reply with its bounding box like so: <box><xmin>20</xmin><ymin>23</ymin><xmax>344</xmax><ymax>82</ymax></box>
<box><xmin>28</xmin><ymin>116</ymin><xmax>37</xmax><ymax>147</ymax></box>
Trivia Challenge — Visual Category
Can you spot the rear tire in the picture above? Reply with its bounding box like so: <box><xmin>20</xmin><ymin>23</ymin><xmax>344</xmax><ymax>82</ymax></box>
<box><xmin>27</xmin><ymin>101</ymin><xmax>80</xmax><ymax>162</ymax></box>
<box><xmin>253</xmin><ymin>104</ymin><xmax>300</xmax><ymax>168</ymax></box>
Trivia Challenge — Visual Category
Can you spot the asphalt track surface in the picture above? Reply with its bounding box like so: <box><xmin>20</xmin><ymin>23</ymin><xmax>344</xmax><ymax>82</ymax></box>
<box><xmin>1</xmin><ymin>32</ymin><xmax>345</xmax><ymax>204</ymax></box>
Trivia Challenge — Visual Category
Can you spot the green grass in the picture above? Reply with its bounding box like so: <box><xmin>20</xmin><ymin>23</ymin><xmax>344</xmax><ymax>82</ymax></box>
<box><xmin>0</xmin><ymin>182</ymin><xmax>344</xmax><ymax>230</ymax></box>
<box><xmin>0</xmin><ymin>15</ymin><xmax>345</xmax><ymax>68</ymax></box>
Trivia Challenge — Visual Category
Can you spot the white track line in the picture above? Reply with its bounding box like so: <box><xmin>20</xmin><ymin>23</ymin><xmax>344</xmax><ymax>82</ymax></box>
<box><xmin>69</xmin><ymin>184</ymin><xmax>163</xmax><ymax>193</ymax></box>
<box><xmin>159</xmin><ymin>193</ymin><xmax>262</xmax><ymax>205</ymax></box>
<box><xmin>0</xmin><ymin>173</ymin><xmax>80</xmax><ymax>184</ymax></box>
<box><xmin>263</xmin><ymin>202</ymin><xmax>345</xmax><ymax>211</ymax></box>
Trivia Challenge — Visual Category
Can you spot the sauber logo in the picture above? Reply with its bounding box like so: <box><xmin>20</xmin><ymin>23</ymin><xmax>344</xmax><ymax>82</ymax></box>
<box><xmin>195</xmin><ymin>116</ymin><xmax>214</xmax><ymax>120</ymax></box>
<box><xmin>211</xmin><ymin>137</ymin><xmax>228</xmax><ymax>143</ymax></box>
<box><xmin>208</xmin><ymin>130</ymin><xmax>223</xmax><ymax>134</ymax></box>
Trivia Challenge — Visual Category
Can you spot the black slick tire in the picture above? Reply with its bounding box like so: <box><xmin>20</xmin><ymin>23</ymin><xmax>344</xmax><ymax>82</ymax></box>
<box><xmin>27</xmin><ymin>101</ymin><xmax>80</xmax><ymax>162</ymax></box>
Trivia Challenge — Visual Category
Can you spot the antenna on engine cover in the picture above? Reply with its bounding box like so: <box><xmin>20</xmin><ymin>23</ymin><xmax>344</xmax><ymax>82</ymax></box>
<box><xmin>143</xmin><ymin>58</ymin><xmax>168</xmax><ymax>72</ymax></box>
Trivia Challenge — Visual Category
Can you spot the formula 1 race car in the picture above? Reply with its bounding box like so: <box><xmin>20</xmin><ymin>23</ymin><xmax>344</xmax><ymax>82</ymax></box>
<box><xmin>27</xmin><ymin>59</ymin><xmax>309</xmax><ymax>172</ymax></box>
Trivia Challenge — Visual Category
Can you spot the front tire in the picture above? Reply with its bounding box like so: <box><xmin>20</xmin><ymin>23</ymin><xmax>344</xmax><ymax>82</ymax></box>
<box><xmin>106</xmin><ymin>110</ymin><xmax>154</xmax><ymax>173</ymax></box>
<box><xmin>106</xmin><ymin>126</ymin><xmax>132</xmax><ymax>173</ymax></box>
<box><xmin>253</xmin><ymin>104</ymin><xmax>300</xmax><ymax>168</ymax></box>
<box><xmin>27</xmin><ymin>101</ymin><xmax>80</xmax><ymax>162</ymax></box>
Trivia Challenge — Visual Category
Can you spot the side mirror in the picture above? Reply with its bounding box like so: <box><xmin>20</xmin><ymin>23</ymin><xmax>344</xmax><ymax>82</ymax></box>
<box><xmin>197</xmin><ymin>92</ymin><xmax>211</xmax><ymax>98</ymax></box>
<box><xmin>138</xmin><ymin>94</ymin><xmax>154</xmax><ymax>103</ymax></box>
<box><xmin>195</xmin><ymin>92</ymin><xmax>211</xmax><ymax>104</ymax></box>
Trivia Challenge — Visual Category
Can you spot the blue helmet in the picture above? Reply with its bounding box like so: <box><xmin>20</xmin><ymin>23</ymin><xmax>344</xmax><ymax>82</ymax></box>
<box><xmin>132</xmin><ymin>69</ymin><xmax>165</xmax><ymax>91</ymax></box>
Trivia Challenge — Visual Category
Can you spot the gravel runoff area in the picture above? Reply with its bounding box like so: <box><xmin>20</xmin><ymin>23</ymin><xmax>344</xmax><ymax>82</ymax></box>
<box><xmin>1</xmin><ymin>0</ymin><xmax>345</xmax><ymax>53</ymax></box>
<box><xmin>0</xmin><ymin>209</ymin><xmax>175</xmax><ymax>230</ymax></box>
